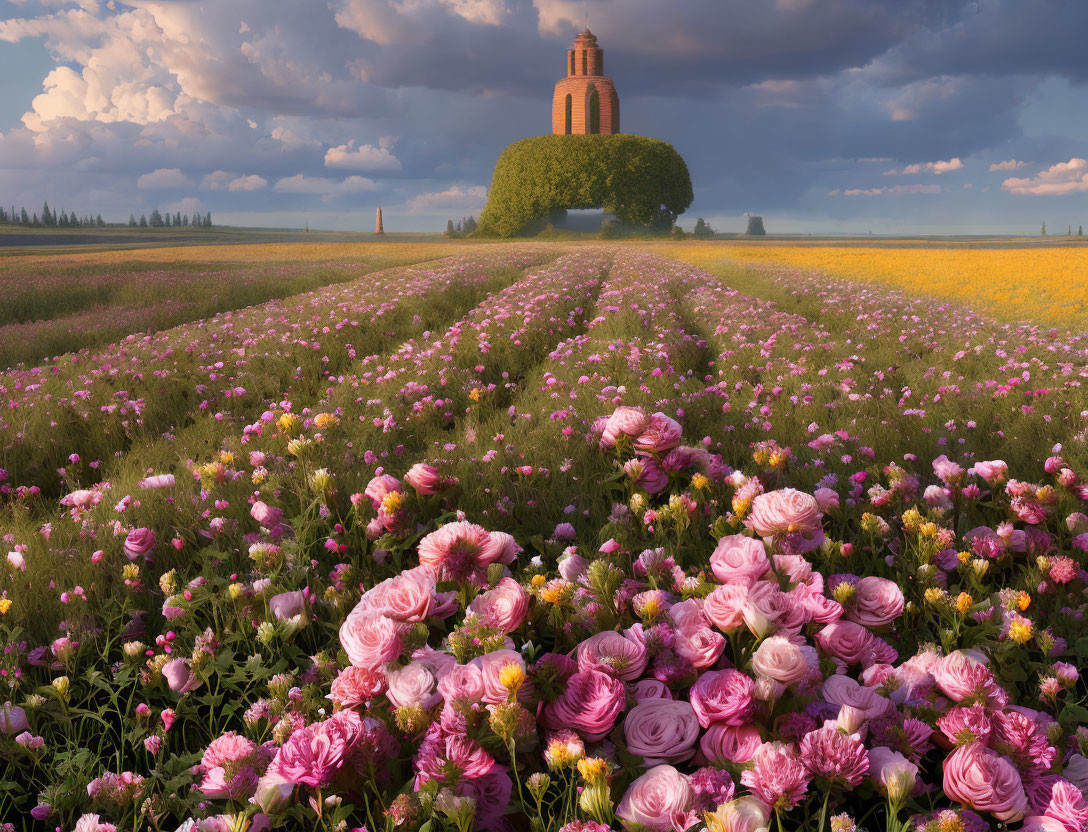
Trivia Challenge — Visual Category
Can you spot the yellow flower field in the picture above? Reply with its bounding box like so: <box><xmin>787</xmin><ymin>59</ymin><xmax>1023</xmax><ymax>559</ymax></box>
<box><xmin>661</xmin><ymin>242</ymin><xmax>1088</xmax><ymax>327</ymax></box>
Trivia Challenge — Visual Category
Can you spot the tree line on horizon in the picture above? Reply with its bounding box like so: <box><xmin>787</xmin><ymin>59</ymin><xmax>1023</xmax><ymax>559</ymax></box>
<box><xmin>444</xmin><ymin>215</ymin><xmax>477</xmax><ymax>237</ymax></box>
<box><xmin>0</xmin><ymin>201</ymin><xmax>212</xmax><ymax>229</ymax></box>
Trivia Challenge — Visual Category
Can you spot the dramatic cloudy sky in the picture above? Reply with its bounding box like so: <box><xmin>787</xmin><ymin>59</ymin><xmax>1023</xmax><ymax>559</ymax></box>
<box><xmin>2</xmin><ymin>0</ymin><xmax>1088</xmax><ymax>233</ymax></box>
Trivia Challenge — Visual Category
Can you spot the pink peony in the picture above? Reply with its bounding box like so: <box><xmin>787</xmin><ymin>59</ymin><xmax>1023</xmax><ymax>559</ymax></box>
<box><xmin>745</xmin><ymin>489</ymin><xmax>822</xmax><ymax>538</ymax></box>
<box><xmin>816</xmin><ymin>620</ymin><xmax>876</xmax><ymax>666</ymax></box>
<box><xmin>542</xmin><ymin>669</ymin><xmax>626</xmax><ymax>742</ymax></box>
<box><xmin>364</xmin><ymin>567</ymin><xmax>435</xmax><ymax>623</ymax></box>
<box><xmin>328</xmin><ymin>666</ymin><xmax>385</xmax><ymax>708</ymax></box>
<box><xmin>623</xmin><ymin>699</ymin><xmax>700</xmax><ymax>766</ymax></box>
<box><xmin>123</xmin><ymin>527</ymin><xmax>156</xmax><ymax>562</ymax></box>
<box><xmin>363</xmin><ymin>474</ymin><xmax>403</xmax><ymax>509</ymax></box>
<box><xmin>250</xmin><ymin>501</ymin><xmax>284</xmax><ymax>530</ymax></box>
<box><xmin>932</xmin><ymin>651</ymin><xmax>1005</xmax><ymax>707</ymax></box>
<box><xmin>943</xmin><ymin>743</ymin><xmax>1029</xmax><ymax>822</ymax></box>
<box><xmin>703</xmin><ymin>584</ymin><xmax>749</xmax><ymax>632</ymax></box>
<box><xmin>752</xmin><ymin>636</ymin><xmax>811</xmax><ymax>685</ymax></box>
<box><xmin>616</xmin><ymin>765</ymin><xmax>694</xmax><ymax>832</ymax></box>
<box><xmin>846</xmin><ymin>576</ymin><xmax>904</xmax><ymax>628</ymax></box>
<box><xmin>700</xmin><ymin>723</ymin><xmax>763</xmax><ymax>766</ymax></box>
<box><xmin>437</xmin><ymin>664</ymin><xmax>486</xmax><ymax>705</ymax></box>
<box><xmin>689</xmin><ymin>669</ymin><xmax>755</xmax><ymax>728</ymax></box>
<box><xmin>417</xmin><ymin>521</ymin><xmax>494</xmax><ymax>579</ymax></box>
<box><xmin>386</xmin><ymin>663</ymin><xmax>441</xmax><ymax>711</ymax></box>
<box><xmin>673</xmin><ymin>624</ymin><xmax>726</xmax><ymax>670</ymax></box>
<box><xmin>634</xmin><ymin>412</ymin><xmax>683</xmax><ymax>455</ymax></box>
<box><xmin>467</xmin><ymin>578</ymin><xmax>529</xmax><ymax>634</ymax></box>
<box><xmin>470</xmin><ymin>649</ymin><xmax>533</xmax><ymax>705</ymax></box>
<box><xmin>404</xmin><ymin>463</ymin><xmax>443</xmax><ymax>495</ymax></box>
<box><xmin>138</xmin><ymin>474</ymin><xmax>175</xmax><ymax>489</ymax></box>
<box><xmin>270</xmin><ymin>710</ymin><xmax>361</xmax><ymax>788</ymax></box>
<box><xmin>269</xmin><ymin>590</ymin><xmax>306</xmax><ymax>622</ymax></box>
<box><xmin>741</xmin><ymin>741</ymin><xmax>810</xmax><ymax>810</ymax></box>
<box><xmin>799</xmin><ymin>726</ymin><xmax>869</xmax><ymax>788</ymax></box>
<box><xmin>339</xmin><ymin>606</ymin><xmax>403</xmax><ymax>670</ymax></box>
<box><xmin>822</xmin><ymin>675</ymin><xmax>894</xmax><ymax>722</ymax></box>
<box><xmin>576</xmin><ymin>630</ymin><xmax>649</xmax><ymax>681</ymax></box>
<box><xmin>600</xmin><ymin>407</ymin><xmax>650</xmax><ymax>448</ymax></box>
<box><xmin>710</xmin><ymin>535</ymin><xmax>771</xmax><ymax>586</ymax></box>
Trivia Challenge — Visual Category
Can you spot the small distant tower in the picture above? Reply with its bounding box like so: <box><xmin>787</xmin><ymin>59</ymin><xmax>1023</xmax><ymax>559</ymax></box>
<box><xmin>375</xmin><ymin>207</ymin><xmax>384</xmax><ymax>235</ymax></box>
<box><xmin>551</xmin><ymin>29</ymin><xmax>620</xmax><ymax>135</ymax></box>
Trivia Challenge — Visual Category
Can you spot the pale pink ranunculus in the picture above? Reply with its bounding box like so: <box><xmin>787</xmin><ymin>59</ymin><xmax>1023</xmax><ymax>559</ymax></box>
<box><xmin>633</xmin><ymin>412</ymin><xmax>683</xmax><ymax>455</ymax></box>
<box><xmin>404</xmin><ymin>463</ymin><xmax>442</xmax><ymax>495</ymax></box>
<box><xmin>339</xmin><ymin>606</ymin><xmax>402</xmax><ymax>670</ymax></box>
<box><xmin>689</xmin><ymin>669</ymin><xmax>755</xmax><ymax>728</ymax></box>
<box><xmin>970</xmin><ymin>459</ymin><xmax>1008</xmax><ymax>486</ymax></box>
<box><xmin>745</xmin><ymin>489</ymin><xmax>822</xmax><ymax>538</ymax></box>
<box><xmin>672</xmin><ymin>624</ymin><xmax>725</xmax><ymax>670</ymax></box>
<box><xmin>558</xmin><ymin>550</ymin><xmax>589</xmax><ymax>582</ymax></box>
<box><xmin>616</xmin><ymin>765</ymin><xmax>694</xmax><ymax>832</ymax></box>
<box><xmin>138</xmin><ymin>474</ymin><xmax>175</xmax><ymax>490</ymax></box>
<box><xmin>363</xmin><ymin>474</ymin><xmax>403</xmax><ymax>509</ymax></box>
<box><xmin>542</xmin><ymin>669</ymin><xmax>626</xmax><ymax>742</ymax></box>
<box><xmin>600</xmin><ymin>406</ymin><xmax>650</xmax><ymax>448</ymax></box>
<box><xmin>815</xmin><ymin>620</ymin><xmax>875</xmax><ymax>666</ymax></box>
<box><xmin>752</xmin><ymin>636</ymin><xmax>810</xmax><ymax>684</ymax></box>
<box><xmin>576</xmin><ymin>631</ymin><xmax>649</xmax><ymax>681</ymax></box>
<box><xmin>269</xmin><ymin>590</ymin><xmax>306</xmax><ymax>622</ymax></box>
<box><xmin>0</xmin><ymin>701</ymin><xmax>28</xmax><ymax>735</ymax></box>
<box><xmin>328</xmin><ymin>666</ymin><xmax>385</xmax><ymax>708</ymax></box>
<box><xmin>437</xmin><ymin>664</ymin><xmax>486</xmax><ymax>705</ymax></box>
<box><xmin>123</xmin><ymin>527</ymin><xmax>156</xmax><ymax>562</ymax></box>
<box><xmin>61</xmin><ymin>489</ymin><xmax>101</xmax><ymax>510</ymax></box>
<box><xmin>468</xmin><ymin>578</ymin><xmax>529</xmax><ymax>634</ymax></box>
<box><xmin>417</xmin><ymin>521</ymin><xmax>494</xmax><ymax>578</ymax></box>
<box><xmin>623</xmin><ymin>699</ymin><xmax>700</xmax><ymax>766</ymax></box>
<box><xmin>365</xmin><ymin>567</ymin><xmax>434</xmax><ymax>623</ymax></box>
<box><xmin>703</xmin><ymin>584</ymin><xmax>749</xmax><ymax>632</ymax></box>
<box><xmin>846</xmin><ymin>576</ymin><xmax>904</xmax><ymax>629</ymax></box>
<box><xmin>700</xmin><ymin>723</ymin><xmax>763</xmax><ymax>766</ymax></box>
<box><xmin>6</xmin><ymin>551</ymin><xmax>25</xmax><ymax>571</ymax></box>
<box><xmin>385</xmin><ymin>663</ymin><xmax>441</xmax><ymax>711</ymax></box>
<box><xmin>470</xmin><ymin>649</ymin><xmax>533</xmax><ymax>706</ymax></box>
<box><xmin>943</xmin><ymin>743</ymin><xmax>1030</xmax><ymax>822</ymax></box>
<box><xmin>710</xmin><ymin>534</ymin><xmax>770</xmax><ymax>586</ymax></box>
<box><xmin>931</xmin><ymin>650</ymin><xmax>1003</xmax><ymax>706</ymax></box>
<box><xmin>162</xmin><ymin>657</ymin><xmax>201</xmax><ymax>694</ymax></box>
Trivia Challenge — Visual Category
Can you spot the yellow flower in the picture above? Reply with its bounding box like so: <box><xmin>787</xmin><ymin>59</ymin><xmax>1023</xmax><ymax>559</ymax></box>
<box><xmin>955</xmin><ymin>592</ymin><xmax>973</xmax><ymax>615</ymax></box>
<box><xmin>469</xmin><ymin>387</ymin><xmax>482</xmax><ymax>402</ymax></box>
<box><xmin>0</xmin><ymin>599</ymin><xmax>11</xmax><ymax>615</ymax></box>
<box><xmin>219</xmin><ymin>450</ymin><xmax>235</xmax><ymax>466</ymax></box>
<box><xmin>498</xmin><ymin>662</ymin><xmax>526</xmax><ymax>694</ymax></box>
<box><xmin>1008</xmin><ymin>616</ymin><xmax>1033</xmax><ymax>644</ymax></box>
<box><xmin>309</xmin><ymin>467</ymin><xmax>332</xmax><ymax>492</ymax></box>
<box><xmin>314</xmin><ymin>412</ymin><xmax>339</xmax><ymax>429</ymax></box>
<box><xmin>577</xmin><ymin>757</ymin><xmax>609</xmax><ymax>783</ymax></box>
<box><xmin>52</xmin><ymin>676</ymin><xmax>70</xmax><ymax>696</ymax></box>
<box><xmin>277</xmin><ymin>412</ymin><xmax>299</xmax><ymax>434</ymax></box>
<box><xmin>924</xmin><ymin>587</ymin><xmax>947</xmax><ymax>606</ymax></box>
<box><xmin>530</xmin><ymin>574</ymin><xmax>546</xmax><ymax>589</ymax></box>
<box><xmin>691</xmin><ymin>473</ymin><xmax>709</xmax><ymax>490</ymax></box>
<box><xmin>381</xmin><ymin>490</ymin><xmax>404</xmax><ymax>515</ymax></box>
<box><xmin>122</xmin><ymin>564</ymin><xmax>140</xmax><ymax>582</ymax></box>
<box><xmin>920</xmin><ymin>521</ymin><xmax>939</xmax><ymax>538</ymax></box>
<box><xmin>228</xmin><ymin>582</ymin><xmax>245</xmax><ymax>600</ymax></box>
<box><xmin>957</xmin><ymin>551</ymin><xmax>971</xmax><ymax>565</ymax></box>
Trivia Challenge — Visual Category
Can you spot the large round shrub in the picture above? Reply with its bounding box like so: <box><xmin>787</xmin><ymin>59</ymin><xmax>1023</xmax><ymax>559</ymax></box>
<box><xmin>475</xmin><ymin>134</ymin><xmax>693</xmax><ymax>237</ymax></box>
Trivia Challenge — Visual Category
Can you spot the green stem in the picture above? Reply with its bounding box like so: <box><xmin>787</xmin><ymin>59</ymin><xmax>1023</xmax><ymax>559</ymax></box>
<box><xmin>817</xmin><ymin>791</ymin><xmax>830</xmax><ymax>832</ymax></box>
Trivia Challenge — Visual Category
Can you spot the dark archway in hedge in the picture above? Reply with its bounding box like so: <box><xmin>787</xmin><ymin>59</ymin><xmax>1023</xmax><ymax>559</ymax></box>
<box><xmin>475</xmin><ymin>134</ymin><xmax>693</xmax><ymax>238</ymax></box>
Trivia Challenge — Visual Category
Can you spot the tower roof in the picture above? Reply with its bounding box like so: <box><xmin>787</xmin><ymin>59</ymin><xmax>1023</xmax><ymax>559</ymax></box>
<box><xmin>574</xmin><ymin>28</ymin><xmax>598</xmax><ymax>45</ymax></box>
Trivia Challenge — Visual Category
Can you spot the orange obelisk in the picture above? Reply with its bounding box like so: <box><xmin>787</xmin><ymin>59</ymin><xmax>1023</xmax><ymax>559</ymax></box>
<box><xmin>375</xmin><ymin>207</ymin><xmax>384</xmax><ymax>234</ymax></box>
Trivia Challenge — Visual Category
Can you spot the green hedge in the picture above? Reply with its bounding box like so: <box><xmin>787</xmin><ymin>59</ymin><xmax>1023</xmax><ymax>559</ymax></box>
<box><xmin>475</xmin><ymin>134</ymin><xmax>694</xmax><ymax>237</ymax></box>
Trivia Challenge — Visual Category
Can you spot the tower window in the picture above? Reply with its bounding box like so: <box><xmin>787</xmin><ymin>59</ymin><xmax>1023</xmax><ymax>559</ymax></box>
<box><xmin>564</xmin><ymin>93</ymin><xmax>572</xmax><ymax>134</ymax></box>
<box><xmin>569</xmin><ymin>51</ymin><xmax>575</xmax><ymax>75</ymax></box>
<box><xmin>582</xmin><ymin>50</ymin><xmax>587</xmax><ymax>75</ymax></box>
<box><xmin>588</xmin><ymin>86</ymin><xmax>600</xmax><ymax>134</ymax></box>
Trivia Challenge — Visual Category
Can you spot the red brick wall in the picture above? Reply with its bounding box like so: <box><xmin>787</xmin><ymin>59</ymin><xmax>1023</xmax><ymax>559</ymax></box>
<box><xmin>552</xmin><ymin>76</ymin><xmax>619</xmax><ymax>134</ymax></box>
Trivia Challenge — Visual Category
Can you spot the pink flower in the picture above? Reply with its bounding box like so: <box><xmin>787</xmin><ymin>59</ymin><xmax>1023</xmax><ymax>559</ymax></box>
<box><xmin>625</xmin><ymin>456</ymin><xmax>669</xmax><ymax>495</ymax></box>
<box><xmin>468</xmin><ymin>578</ymin><xmax>529</xmax><ymax>634</ymax></box>
<box><xmin>799</xmin><ymin>726</ymin><xmax>869</xmax><ymax>788</ymax></box>
<box><xmin>269</xmin><ymin>590</ymin><xmax>306</xmax><ymax>622</ymax></box>
<box><xmin>250</xmin><ymin>501</ymin><xmax>284</xmax><ymax>531</ymax></box>
<box><xmin>417</xmin><ymin>521</ymin><xmax>494</xmax><ymax>579</ymax></box>
<box><xmin>937</xmin><ymin>703</ymin><xmax>992</xmax><ymax>746</ymax></box>
<box><xmin>162</xmin><ymin>657</ymin><xmax>201</xmax><ymax>694</ymax></box>
<box><xmin>404</xmin><ymin>463</ymin><xmax>442</xmax><ymax>495</ymax></box>
<box><xmin>703</xmin><ymin>584</ymin><xmax>749</xmax><ymax>632</ymax></box>
<box><xmin>123</xmin><ymin>527</ymin><xmax>156</xmax><ymax>562</ymax></box>
<box><xmin>437</xmin><ymin>664</ymin><xmax>486</xmax><ymax>705</ymax></box>
<box><xmin>339</xmin><ymin>606</ymin><xmax>402</xmax><ymax>670</ymax></box>
<box><xmin>270</xmin><ymin>710</ymin><xmax>361</xmax><ymax>788</ymax></box>
<box><xmin>576</xmin><ymin>631</ymin><xmax>649</xmax><ymax>681</ymax></box>
<box><xmin>416</xmin><ymin>728</ymin><xmax>495</xmax><ymax>782</ymax></box>
<box><xmin>454</xmin><ymin>765</ymin><xmax>513</xmax><ymax>828</ymax></box>
<box><xmin>197</xmin><ymin>732</ymin><xmax>263</xmax><ymax>799</ymax></box>
<box><xmin>622</xmin><ymin>699</ymin><xmax>700</xmax><ymax>766</ymax></box>
<box><xmin>329</xmin><ymin>666</ymin><xmax>385</xmax><ymax>708</ymax></box>
<box><xmin>386</xmin><ymin>663</ymin><xmax>441</xmax><ymax>711</ymax></box>
<box><xmin>816</xmin><ymin>620</ymin><xmax>876</xmax><ymax>666</ymax></box>
<box><xmin>1042</xmin><ymin>779</ymin><xmax>1088</xmax><ymax>831</ymax></box>
<box><xmin>0</xmin><ymin>701</ymin><xmax>28</xmax><ymax>734</ymax></box>
<box><xmin>970</xmin><ymin>460</ymin><xmax>1008</xmax><ymax>486</ymax></box>
<box><xmin>710</xmin><ymin>535</ymin><xmax>770</xmax><ymax>586</ymax></box>
<box><xmin>365</xmin><ymin>567</ymin><xmax>435</xmax><ymax>622</ymax></box>
<box><xmin>741</xmin><ymin>741</ymin><xmax>810</xmax><ymax>810</ymax></box>
<box><xmin>821</xmin><ymin>675</ymin><xmax>894</xmax><ymax>722</ymax></box>
<box><xmin>634</xmin><ymin>412</ymin><xmax>683</xmax><ymax>455</ymax></box>
<box><xmin>138</xmin><ymin>474</ymin><xmax>175</xmax><ymax>489</ymax></box>
<box><xmin>364</xmin><ymin>474</ymin><xmax>403</xmax><ymax>509</ymax></box>
<box><xmin>689</xmin><ymin>669</ymin><xmax>755</xmax><ymax>728</ymax></box>
<box><xmin>868</xmin><ymin>746</ymin><xmax>918</xmax><ymax>802</ymax></box>
<box><xmin>542</xmin><ymin>669</ymin><xmax>626</xmax><ymax>741</ymax></box>
<box><xmin>700</xmin><ymin>723</ymin><xmax>763</xmax><ymax>766</ymax></box>
<box><xmin>616</xmin><ymin>765</ymin><xmax>694</xmax><ymax>832</ymax></box>
<box><xmin>943</xmin><ymin>743</ymin><xmax>1029</xmax><ymax>822</ymax></box>
<box><xmin>752</xmin><ymin>636</ymin><xmax>811</xmax><ymax>685</ymax></box>
<box><xmin>600</xmin><ymin>406</ymin><xmax>650</xmax><ymax>448</ymax></box>
<box><xmin>745</xmin><ymin>489</ymin><xmax>822</xmax><ymax>538</ymax></box>
<box><xmin>932</xmin><ymin>651</ymin><xmax>1006</xmax><ymax>708</ymax></box>
<box><xmin>672</xmin><ymin>625</ymin><xmax>725</xmax><ymax>670</ymax></box>
<box><xmin>470</xmin><ymin>649</ymin><xmax>533</xmax><ymax>705</ymax></box>
<box><xmin>846</xmin><ymin>576</ymin><xmax>904</xmax><ymax>628</ymax></box>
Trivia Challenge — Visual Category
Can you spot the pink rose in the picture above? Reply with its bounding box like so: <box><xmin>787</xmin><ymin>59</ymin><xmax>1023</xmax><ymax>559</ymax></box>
<box><xmin>630</xmin><ymin>679</ymin><xmax>673</xmax><ymax>702</ymax></box>
<box><xmin>123</xmin><ymin>527</ymin><xmax>156</xmax><ymax>562</ymax></box>
<box><xmin>468</xmin><ymin>578</ymin><xmax>529</xmax><ymax>634</ymax></box>
<box><xmin>482</xmin><ymin>531</ymin><xmax>522</xmax><ymax>566</ymax></box>
<box><xmin>689</xmin><ymin>669</ymin><xmax>755</xmax><ymax>728</ymax></box>
<box><xmin>970</xmin><ymin>460</ymin><xmax>1008</xmax><ymax>486</ymax></box>
<box><xmin>815</xmin><ymin>620</ymin><xmax>876</xmax><ymax>666</ymax></box>
<box><xmin>822</xmin><ymin>675</ymin><xmax>894</xmax><ymax>722</ymax></box>
<box><xmin>269</xmin><ymin>710</ymin><xmax>361</xmax><ymax>788</ymax></box>
<box><xmin>470</xmin><ymin>649</ymin><xmax>533</xmax><ymax>706</ymax></box>
<box><xmin>673</xmin><ymin>625</ymin><xmax>725</xmax><ymax>669</ymax></box>
<box><xmin>437</xmin><ymin>664</ymin><xmax>486</xmax><ymax>705</ymax></box>
<box><xmin>700</xmin><ymin>723</ymin><xmax>763</xmax><ymax>765</ymax></box>
<box><xmin>542</xmin><ymin>669</ymin><xmax>626</xmax><ymax>741</ymax></box>
<box><xmin>250</xmin><ymin>501</ymin><xmax>284</xmax><ymax>530</ymax></box>
<box><xmin>404</xmin><ymin>463</ymin><xmax>442</xmax><ymax>495</ymax></box>
<box><xmin>846</xmin><ymin>576</ymin><xmax>904</xmax><ymax>628</ymax></box>
<box><xmin>710</xmin><ymin>535</ymin><xmax>770</xmax><ymax>586</ymax></box>
<box><xmin>745</xmin><ymin>489</ymin><xmax>822</xmax><ymax>538</ymax></box>
<box><xmin>943</xmin><ymin>743</ymin><xmax>1030</xmax><ymax>822</ymax></box>
<box><xmin>703</xmin><ymin>584</ymin><xmax>748</xmax><ymax>632</ymax></box>
<box><xmin>339</xmin><ymin>606</ymin><xmax>402</xmax><ymax>670</ymax></box>
<box><xmin>138</xmin><ymin>474</ymin><xmax>175</xmax><ymax>489</ymax></box>
<box><xmin>634</xmin><ymin>412</ymin><xmax>683</xmax><ymax>455</ymax></box>
<box><xmin>576</xmin><ymin>631</ymin><xmax>649</xmax><ymax>681</ymax></box>
<box><xmin>386</xmin><ymin>663</ymin><xmax>441</xmax><ymax>711</ymax></box>
<box><xmin>328</xmin><ymin>666</ymin><xmax>384</xmax><ymax>708</ymax></box>
<box><xmin>932</xmin><ymin>651</ymin><xmax>1004</xmax><ymax>707</ymax></box>
<box><xmin>364</xmin><ymin>567</ymin><xmax>434</xmax><ymax>623</ymax></box>
<box><xmin>269</xmin><ymin>591</ymin><xmax>306</xmax><ymax>622</ymax></box>
<box><xmin>162</xmin><ymin>657</ymin><xmax>201</xmax><ymax>694</ymax></box>
<box><xmin>616</xmin><ymin>765</ymin><xmax>694</xmax><ymax>832</ymax></box>
<box><xmin>363</xmin><ymin>474</ymin><xmax>403</xmax><ymax>509</ymax></box>
<box><xmin>752</xmin><ymin>636</ymin><xmax>810</xmax><ymax>684</ymax></box>
<box><xmin>600</xmin><ymin>407</ymin><xmax>650</xmax><ymax>448</ymax></box>
<box><xmin>623</xmin><ymin>699</ymin><xmax>700</xmax><ymax>765</ymax></box>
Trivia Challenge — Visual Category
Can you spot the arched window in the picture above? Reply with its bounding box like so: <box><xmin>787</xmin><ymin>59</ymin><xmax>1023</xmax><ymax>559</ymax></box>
<box><xmin>610</xmin><ymin>90</ymin><xmax>620</xmax><ymax>133</ymax></box>
<box><xmin>564</xmin><ymin>93</ymin><xmax>572</xmax><ymax>134</ymax></box>
<box><xmin>587</xmin><ymin>86</ymin><xmax>600</xmax><ymax>134</ymax></box>
<box><xmin>581</xmin><ymin>50</ymin><xmax>587</xmax><ymax>75</ymax></box>
<box><xmin>569</xmin><ymin>51</ymin><xmax>575</xmax><ymax>76</ymax></box>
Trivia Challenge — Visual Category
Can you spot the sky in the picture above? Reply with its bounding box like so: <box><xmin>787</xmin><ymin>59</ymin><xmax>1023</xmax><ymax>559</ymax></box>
<box><xmin>2</xmin><ymin>0</ymin><xmax>1088</xmax><ymax>234</ymax></box>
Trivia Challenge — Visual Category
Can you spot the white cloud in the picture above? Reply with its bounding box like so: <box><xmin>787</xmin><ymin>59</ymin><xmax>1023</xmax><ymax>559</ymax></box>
<box><xmin>202</xmin><ymin>170</ymin><xmax>237</xmax><ymax>191</ymax></box>
<box><xmin>1002</xmin><ymin>158</ymin><xmax>1088</xmax><ymax>195</ymax></box>
<box><xmin>885</xmin><ymin>158</ymin><xmax>963</xmax><ymax>176</ymax></box>
<box><xmin>274</xmin><ymin>173</ymin><xmax>378</xmax><ymax>196</ymax></box>
<box><xmin>406</xmin><ymin>184</ymin><xmax>487</xmax><ymax>210</ymax></box>
<box><xmin>990</xmin><ymin>158</ymin><xmax>1026</xmax><ymax>172</ymax></box>
<box><xmin>161</xmin><ymin>196</ymin><xmax>203</xmax><ymax>215</ymax></box>
<box><xmin>136</xmin><ymin>167</ymin><xmax>191</xmax><ymax>189</ymax></box>
<box><xmin>324</xmin><ymin>140</ymin><xmax>402</xmax><ymax>171</ymax></box>
<box><xmin>838</xmin><ymin>184</ymin><xmax>941</xmax><ymax>196</ymax></box>
<box><xmin>228</xmin><ymin>174</ymin><xmax>268</xmax><ymax>191</ymax></box>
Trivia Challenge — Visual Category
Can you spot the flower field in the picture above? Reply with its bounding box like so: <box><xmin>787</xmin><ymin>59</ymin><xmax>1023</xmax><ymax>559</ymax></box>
<box><xmin>2</xmin><ymin>243</ymin><xmax>1088</xmax><ymax>832</ymax></box>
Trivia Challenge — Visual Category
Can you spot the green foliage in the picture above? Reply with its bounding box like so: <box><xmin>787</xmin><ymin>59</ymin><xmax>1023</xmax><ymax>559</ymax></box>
<box><xmin>693</xmin><ymin>217</ymin><xmax>715</xmax><ymax>238</ymax></box>
<box><xmin>475</xmin><ymin>134</ymin><xmax>693</xmax><ymax>237</ymax></box>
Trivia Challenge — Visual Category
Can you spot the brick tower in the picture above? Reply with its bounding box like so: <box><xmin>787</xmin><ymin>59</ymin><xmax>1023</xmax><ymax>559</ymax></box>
<box><xmin>551</xmin><ymin>29</ymin><xmax>619</xmax><ymax>135</ymax></box>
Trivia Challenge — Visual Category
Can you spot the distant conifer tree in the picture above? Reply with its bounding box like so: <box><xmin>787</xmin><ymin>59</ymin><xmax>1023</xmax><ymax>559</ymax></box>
<box><xmin>446</xmin><ymin>219</ymin><xmax>456</xmax><ymax>237</ymax></box>
<box><xmin>139</xmin><ymin>214</ymin><xmax>148</xmax><ymax>227</ymax></box>
<box><xmin>1041</xmin><ymin>221</ymin><xmax>1047</xmax><ymax>236</ymax></box>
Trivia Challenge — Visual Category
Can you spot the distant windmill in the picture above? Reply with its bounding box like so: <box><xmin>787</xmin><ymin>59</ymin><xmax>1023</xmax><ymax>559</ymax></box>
<box><xmin>376</xmin><ymin>207</ymin><xmax>385</xmax><ymax>235</ymax></box>
<box><xmin>744</xmin><ymin>213</ymin><xmax>766</xmax><ymax>236</ymax></box>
